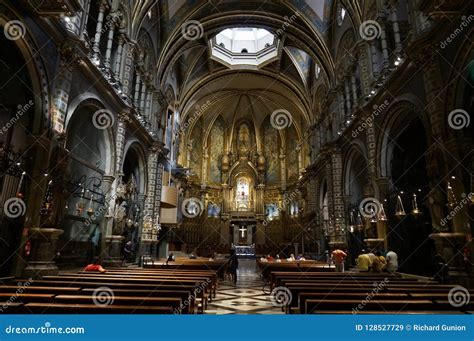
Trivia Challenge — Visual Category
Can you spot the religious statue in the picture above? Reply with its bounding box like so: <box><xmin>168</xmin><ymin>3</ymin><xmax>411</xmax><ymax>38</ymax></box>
<box><xmin>238</xmin><ymin>124</ymin><xmax>250</xmax><ymax>156</ymax></box>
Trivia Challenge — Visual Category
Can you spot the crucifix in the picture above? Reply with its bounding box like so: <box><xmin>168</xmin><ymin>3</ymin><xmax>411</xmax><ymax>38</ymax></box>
<box><xmin>239</xmin><ymin>226</ymin><xmax>247</xmax><ymax>238</ymax></box>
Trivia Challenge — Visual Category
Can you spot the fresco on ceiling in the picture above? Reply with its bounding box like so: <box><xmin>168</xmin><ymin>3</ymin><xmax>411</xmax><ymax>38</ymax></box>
<box><xmin>263</xmin><ymin>120</ymin><xmax>279</xmax><ymax>183</ymax></box>
<box><xmin>163</xmin><ymin>0</ymin><xmax>201</xmax><ymax>32</ymax></box>
<box><xmin>286</xmin><ymin>127</ymin><xmax>299</xmax><ymax>182</ymax></box>
<box><xmin>189</xmin><ymin>118</ymin><xmax>203</xmax><ymax>179</ymax></box>
<box><xmin>163</xmin><ymin>0</ymin><xmax>332</xmax><ymax>36</ymax></box>
<box><xmin>286</xmin><ymin>47</ymin><xmax>311</xmax><ymax>83</ymax></box>
<box><xmin>289</xmin><ymin>0</ymin><xmax>332</xmax><ymax>32</ymax></box>
<box><xmin>209</xmin><ymin>117</ymin><xmax>224</xmax><ymax>183</ymax></box>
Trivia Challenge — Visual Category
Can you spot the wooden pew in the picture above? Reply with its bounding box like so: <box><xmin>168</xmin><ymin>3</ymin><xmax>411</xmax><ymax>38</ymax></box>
<box><xmin>28</xmin><ymin>279</ymin><xmax>205</xmax><ymax>313</ymax></box>
<box><xmin>80</xmin><ymin>288</ymin><xmax>195</xmax><ymax>314</ymax></box>
<box><xmin>54</xmin><ymin>295</ymin><xmax>182</xmax><ymax>312</ymax></box>
<box><xmin>24</xmin><ymin>303</ymin><xmax>173</xmax><ymax>314</ymax></box>
<box><xmin>304</xmin><ymin>299</ymin><xmax>434</xmax><ymax>314</ymax></box>
<box><xmin>43</xmin><ymin>274</ymin><xmax>211</xmax><ymax>311</ymax></box>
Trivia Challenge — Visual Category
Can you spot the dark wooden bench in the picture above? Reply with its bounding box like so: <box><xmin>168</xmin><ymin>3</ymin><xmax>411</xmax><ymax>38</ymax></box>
<box><xmin>304</xmin><ymin>299</ymin><xmax>433</xmax><ymax>314</ymax></box>
<box><xmin>24</xmin><ymin>302</ymin><xmax>174</xmax><ymax>314</ymax></box>
<box><xmin>28</xmin><ymin>279</ymin><xmax>205</xmax><ymax>313</ymax></box>
<box><xmin>54</xmin><ymin>295</ymin><xmax>182</xmax><ymax>311</ymax></box>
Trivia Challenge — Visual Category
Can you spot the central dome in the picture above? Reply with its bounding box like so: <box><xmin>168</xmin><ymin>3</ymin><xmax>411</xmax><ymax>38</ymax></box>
<box><xmin>211</xmin><ymin>27</ymin><xmax>279</xmax><ymax>68</ymax></box>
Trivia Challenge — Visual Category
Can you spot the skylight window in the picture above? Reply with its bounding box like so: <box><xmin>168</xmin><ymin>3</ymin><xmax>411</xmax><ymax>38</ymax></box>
<box><xmin>210</xmin><ymin>27</ymin><xmax>279</xmax><ymax>68</ymax></box>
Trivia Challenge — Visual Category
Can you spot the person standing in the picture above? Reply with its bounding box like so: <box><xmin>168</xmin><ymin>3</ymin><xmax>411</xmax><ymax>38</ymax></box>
<box><xmin>228</xmin><ymin>249</ymin><xmax>239</xmax><ymax>285</ymax></box>
<box><xmin>121</xmin><ymin>240</ymin><xmax>133</xmax><ymax>266</ymax></box>
<box><xmin>331</xmin><ymin>248</ymin><xmax>347</xmax><ymax>272</ymax></box>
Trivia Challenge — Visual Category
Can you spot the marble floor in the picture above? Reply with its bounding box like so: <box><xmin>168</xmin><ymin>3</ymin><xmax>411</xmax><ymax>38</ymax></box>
<box><xmin>205</xmin><ymin>259</ymin><xmax>284</xmax><ymax>315</ymax></box>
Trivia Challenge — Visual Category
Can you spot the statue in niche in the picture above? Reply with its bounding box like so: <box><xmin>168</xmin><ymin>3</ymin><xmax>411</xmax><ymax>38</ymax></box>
<box><xmin>238</xmin><ymin>124</ymin><xmax>251</xmax><ymax>156</ymax></box>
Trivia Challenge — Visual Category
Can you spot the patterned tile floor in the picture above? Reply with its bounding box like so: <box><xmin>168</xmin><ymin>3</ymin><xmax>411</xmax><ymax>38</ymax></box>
<box><xmin>205</xmin><ymin>259</ymin><xmax>284</xmax><ymax>315</ymax></box>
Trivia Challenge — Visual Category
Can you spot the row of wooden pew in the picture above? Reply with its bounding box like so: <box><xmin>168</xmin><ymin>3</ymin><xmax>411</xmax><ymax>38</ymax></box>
<box><xmin>257</xmin><ymin>260</ymin><xmax>333</xmax><ymax>281</ymax></box>
<box><xmin>267</xmin><ymin>270</ymin><xmax>474</xmax><ymax>314</ymax></box>
<box><xmin>0</xmin><ymin>267</ymin><xmax>219</xmax><ymax>314</ymax></box>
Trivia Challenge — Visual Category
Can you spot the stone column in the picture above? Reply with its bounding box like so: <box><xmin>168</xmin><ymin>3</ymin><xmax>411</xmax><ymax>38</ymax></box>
<box><xmin>344</xmin><ymin>78</ymin><xmax>352</xmax><ymax>121</ymax></box>
<box><xmin>92</xmin><ymin>0</ymin><xmax>107</xmax><ymax>61</ymax></box>
<box><xmin>280</xmin><ymin>150</ymin><xmax>286</xmax><ymax>191</ymax></box>
<box><xmin>380</xmin><ymin>23</ymin><xmax>390</xmax><ymax>70</ymax></box>
<box><xmin>79</xmin><ymin>0</ymin><xmax>92</xmax><ymax>40</ymax></box>
<box><xmin>338</xmin><ymin>89</ymin><xmax>345</xmax><ymax>131</ymax></box>
<box><xmin>103</xmin><ymin>13</ymin><xmax>117</xmax><ymax>71</ymax></box>
<box><xmin>369</xmin><ymin>41</ymin><xmax>380</xmax><ymax>79</ymax></box>
<box><xmin>114</xmin><ymin>33</ymin><xmax>125</xmax><ymax>80</ymax></box>
<box><xmin>351</xmin><ymin>74</ymin><xmax>358</xmax><ymax>109</ymax></box>
<box><xmin>121</xmin><ymin>43</ymin><xmax>135</xmax><ymax>96</ymax></box>
<box><xmin>330</xmin><ymin>150</ymin><xmax>346</xmax><ymax>246</ymax></box>
<box><xmin>23</xmin><ymin>228</ymin><xmax>64</xmax><ymax>278</ymax></box>
<box><xmin>140</xmin><ymin>81</ymin><xmax>147</xmax><ymax>114</ymax></box>
<box><xmin>51</xmin><ymin>44</ymin><xmax>78</xmax><ymax>134</ymax></box>
<box><xmin>390</xmin><ymin>5</ymin><xmax>402</xmax><ymax>54</ymax></box>
<box><xmin>134</xmin><ymin>71</ymin><xmax>142</xmax><ymax>109</ymax></box>
<box><xmin>357</xmin><ymin>41</ymin><xmax>372</xmax><ymax>97</ymax></box>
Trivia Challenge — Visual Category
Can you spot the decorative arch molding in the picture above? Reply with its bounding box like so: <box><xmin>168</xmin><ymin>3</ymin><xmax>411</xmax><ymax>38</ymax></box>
<box><xmin>227</xmin><ymin>161</ymin><xmax>259</xmax><ymax>187</ymax></box>
<box><xmin>157</xmin><ymin>12</ymin><xmax>336</xmax><ymax>87</ymax></box>
<box><xmin>121</xmin><ymin>140</ymin><xmax>148</xmax><ymax>195</ymax></box>
<box><xmin>64</xmin><ymin>97</ymin><xmax>115</xmax><ymax>176</ymax></box>
<box><xmin>179</xmin><ymin>71</ymin><xmax>311</xmax><ymax>125</ymax></box>
<box><xmin>376</xmin><ymin>95</ymin><xmax>428</xmax><ymax>178</ymax></box>
<box><xmin>343</xmin><ymin>141</ymin><xmax>368</xmax><ymax>196</ymax></box>
<box><xmin>65</xmin><ymin>93</ymin><xmax>105</xmax><ymax>129</ymax></box>
<box><xmin>335</xmin><ymin>29</ymin><xmax>357</xmax><ymax>76</ymax></box>
<box><xmin>0</xmin><ymin>8</ymin><xmax>50</xmax><ymax>134</ymax></box>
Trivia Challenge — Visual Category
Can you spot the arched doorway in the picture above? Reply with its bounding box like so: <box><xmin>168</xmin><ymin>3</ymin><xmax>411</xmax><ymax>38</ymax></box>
<box><xmin>59</xmin><ymin>101</ymin><xmax>113</xmax><ymax>264</ymax></box>
<box><xmin>384</xmin><ymin>116</ymin><xmax>435</xmax><ymax>276</ymax></box>
<box><xmin>115</xmin><ymin>142</ymin><xmax>147</xmax><ymax>262</ymax></box>
<box><xmin>344</xmin><ymin>147</ymin><xmax>369</xmax><ymax>263</ymax></box>
<box><xmin>0</xmin><ymin>30</ymin><xmax>39</xmax><ymax>276</ymax></box>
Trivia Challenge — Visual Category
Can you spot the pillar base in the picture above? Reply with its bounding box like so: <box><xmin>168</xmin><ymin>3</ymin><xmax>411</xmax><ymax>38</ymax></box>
<box><xmin>23</xmin><ymin>228</ymin><xmax>64</xmax><ymax>278</ymax></box>
<box><xmin>104</xmin><ymin>235</ymin><xmax>124</xmax><ymax>267</ymax></box>
<box><xmin>429</xmin><ymin>232</ymin><xmax>466</xmax><ymax>267</ymax></box>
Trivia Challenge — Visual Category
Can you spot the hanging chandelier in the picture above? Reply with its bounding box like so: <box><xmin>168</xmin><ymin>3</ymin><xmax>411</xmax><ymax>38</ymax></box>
<box><xmin>395</xmin><ymin>193</ymin><xmax>406</xmax><ymax>218</ymax></box>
